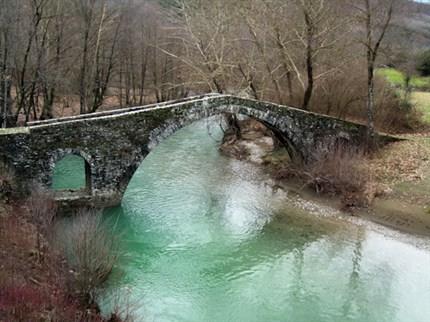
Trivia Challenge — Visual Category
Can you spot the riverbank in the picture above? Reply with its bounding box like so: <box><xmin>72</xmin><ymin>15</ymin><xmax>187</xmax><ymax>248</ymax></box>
<box><xmin>220</xmin><ymin>119</ymin><xmax>430</xmax><ymax>237</ymax></box>
<box><xmin>0</xmin><ymin>202</ymin><xmax>91</xmax><ymax>320</ymax></box>
<box><xmin>0</xmin><ymin>198</ymin><xmax>124</xmax><ymax>321</ymax></box>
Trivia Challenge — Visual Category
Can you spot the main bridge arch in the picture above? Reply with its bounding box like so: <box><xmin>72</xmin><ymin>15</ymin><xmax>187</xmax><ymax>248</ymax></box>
<box><xmin>116</xmin><ymin>107</ymin><xmax>301</xmax><ymax>199</ymax></box>
<box><xmin>0</xmin><ymin>94</ymin><xmax>375</xmax><ymax>208</ymax></box>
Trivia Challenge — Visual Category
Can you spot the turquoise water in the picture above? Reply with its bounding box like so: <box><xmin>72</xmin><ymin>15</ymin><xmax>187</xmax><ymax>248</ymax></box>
<box><xmin>53</xmin><ymin>118</ymin><xmax>430</xmax><ymax>322</ymax></box>
<box><xmin>51</xmin><ymin>155</ymin><xmax>86</xmax><ymax>190</ymax></box>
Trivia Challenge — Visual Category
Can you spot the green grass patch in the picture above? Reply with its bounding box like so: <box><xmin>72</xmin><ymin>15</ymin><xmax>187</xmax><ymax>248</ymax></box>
<box><xmin>377</xmin><ymin>68</ymin><xmax>404</xmax><ymax>86</ymax></box>
<box><xmin>377</xmin><ymin>68</ymin><xmax>430</xmax><ymax>90</ymax></box>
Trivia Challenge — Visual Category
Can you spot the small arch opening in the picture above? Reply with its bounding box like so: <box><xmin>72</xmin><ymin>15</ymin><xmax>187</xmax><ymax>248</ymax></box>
<box><xmin>51</xmin><ymin>154</ymin><xmax>91</xmax><ymax>191</ymax></box>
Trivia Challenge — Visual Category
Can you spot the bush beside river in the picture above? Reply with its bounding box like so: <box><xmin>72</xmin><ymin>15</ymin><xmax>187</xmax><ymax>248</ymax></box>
<box><xmin>220</xmin><ymin>117</ymin><xmax>430</xmax><ymax>237</ymax></box>
<box><xmin>0</xmin><ymin>170</ymin><xmax>129</xmax><ymax>321</ymax></box>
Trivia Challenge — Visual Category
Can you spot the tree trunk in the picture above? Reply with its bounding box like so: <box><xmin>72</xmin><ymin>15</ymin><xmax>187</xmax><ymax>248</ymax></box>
<box><xmin>367</xmin><ymin>63</ymin><xmax>375</xmax><ymax>141</ymax></box>
<box><xmin>79</xmin><ymin>2</ymin><xmax>96</xmax><ymax>114</ymax></box>
<box><xmin>365</xmin><ymin>0</ymin><xmax>375</xmax><ymax>142</ymax></box>
<box><xmin>302</xmin><ymin>11</ymin><xmax>314</xmax><ymax>111</ymax></box>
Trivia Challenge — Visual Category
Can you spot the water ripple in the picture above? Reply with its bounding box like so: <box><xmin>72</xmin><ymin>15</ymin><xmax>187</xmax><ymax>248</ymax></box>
<box><xmin>97</xmin><ymin>118</ymin><xmax>430</xmax><ymax>322</ymax></box>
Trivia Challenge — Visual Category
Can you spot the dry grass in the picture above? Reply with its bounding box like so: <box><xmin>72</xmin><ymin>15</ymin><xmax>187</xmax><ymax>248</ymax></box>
<box><xmin>370</xmin><ymin>137</ymin><xmax>430</xmax><ymax>185</ymax></box>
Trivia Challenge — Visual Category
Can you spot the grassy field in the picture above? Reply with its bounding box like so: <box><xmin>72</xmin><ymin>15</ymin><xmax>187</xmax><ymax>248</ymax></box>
<box><xmin>377</xmin><ymin>68</ymin><xmax>430</xmax><ymax>90</ymax></box>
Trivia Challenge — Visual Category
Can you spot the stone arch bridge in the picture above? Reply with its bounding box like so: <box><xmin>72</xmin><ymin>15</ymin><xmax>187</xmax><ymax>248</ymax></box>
<box><xmin>0</xmin><ymin>94</ymin><xmax>382</xmax><ymax>208</ymax></box>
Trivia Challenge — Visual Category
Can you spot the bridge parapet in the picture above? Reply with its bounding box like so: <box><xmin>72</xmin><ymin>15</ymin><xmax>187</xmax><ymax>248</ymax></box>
<box><xmin>26</xmin><ymin>93</ymin><xmax>223</xmax><ymax>127</ymax></box>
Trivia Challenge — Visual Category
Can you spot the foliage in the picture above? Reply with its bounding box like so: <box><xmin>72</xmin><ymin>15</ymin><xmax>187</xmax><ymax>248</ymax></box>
<box><xmin>0</xmin><ymin>176</ymin><xmax>127</xmax><ymax>320</ymax></box>
<box><xmin>1</xmin><ymin>0</ymin><xmax>422</xmax><ymax>128</ymax></box>
<box><xmin>310</xmin><ymin>64</ymin><xmax>423</xmax><ymax>133</ymax></box>
<box><xmin>26</xmin><ymin>185</ymin><xmax>57</xmax><ymax>231</ymax></box>
<box><xmin>373</xmin><ymin>83</ymin><xmax>423</xmax><ymax>133</ymax></box>
<box><xmin>0</xmin><ymin>202</ymin><xmax>111</xmax><ymax>321</ymax></box>
<box><xmin>273</xmin><ymin>141</ymin><xmax>379</xmax><ymax>209</ymax></box>
<box><xmin>416</xmin><ymin>49</ymin><xmax>430</xmax><ymax>77</ymax></box>
<box><xmin>377</xmin><ymin>68</ymin><xmax>430</xmax><ymax>90</ymax></box>
<box><xmin>25</xmin><ymin>185</ymin><xmax>58</xmax><ymax>263</ymax></box>
<box><xmin>0</xmin><ymin>284</ymin><xmax>100</xmax><ymax>322</ymax></box>
<box><xmin>0</xmin><ymin>161</ymin><xmax>16</xmax><ymax>203</ymax></box>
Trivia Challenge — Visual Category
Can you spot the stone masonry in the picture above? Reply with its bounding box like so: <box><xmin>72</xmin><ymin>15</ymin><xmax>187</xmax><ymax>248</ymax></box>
<box><xmin>0</xmin><ymin>94</ymin><xmax>384</xmax><ymax>208</ymax></box>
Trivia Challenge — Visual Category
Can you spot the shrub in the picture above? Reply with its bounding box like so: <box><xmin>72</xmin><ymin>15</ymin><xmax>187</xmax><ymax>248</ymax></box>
<box><xmin>373</xmin><ymin>81</ymin><xmax>423</xmax><ymax>133</ymax></box>
<box><xmin>108</xmin><ymin>290</ymin><xmax>140</xmax><ymax>322</ymax></box>
<box><xmin>0</xmin><ymin>189</ymin><xmax>116</xmax><ymax>321</ymax></box>
<box><xmin>309</xmin><ymin>63</ymin><xmax>423</xmax><ymax>133</ymax></box>
<box><xmin>26</xmin><ymin>185</ymin><xmax>57</xmax><ymax>234</ymax></box>
<box><xmin>24</xmin><ymin>185</ymin><xmax>58</xmax><ymax>263</ymax></box>
<box><xmin>274</xmin><ymin>141</ymin><xmax>378</xmax><ymax>209</ymax></box>
<box><xmin>306</xmin><ymin>142</ymin><xmax>372</xmax><ymax>206</ymax></box>
<box><xmin>416</xmin><ymin>49</ymin><xmax>430</xmax><ymax>77</ymax></box>
<box><xmin>57</xmin><ymin>209</ymin><xmax>119</xmax><ymax>305</ymax></box>
<box><xmin>308</xmin><ymin>64</ymin><xmax>366</xmax><ymax>120</ymax></box>
<box><xmin>0</xmin><ymin>161</ymin><xmax>16</xmax><ymax>203</ymax></box>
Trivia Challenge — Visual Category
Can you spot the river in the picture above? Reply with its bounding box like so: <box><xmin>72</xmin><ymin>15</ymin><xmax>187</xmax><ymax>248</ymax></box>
<box><xmin>53</xmin><ymin>117</ymin><xmax>430</xmax><ymax>322</ymax></box>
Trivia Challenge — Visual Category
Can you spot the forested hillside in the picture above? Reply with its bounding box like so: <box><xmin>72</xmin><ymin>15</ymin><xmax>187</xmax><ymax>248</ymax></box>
<box><xmin>1</xmin><ymin>2</ymin><xmax>430</xmax><ymax>321</ymax></box>
<box><xmin>0</xmin><ymin>0</ymin><xmax>428</xmax><ymax>132</ymax></box>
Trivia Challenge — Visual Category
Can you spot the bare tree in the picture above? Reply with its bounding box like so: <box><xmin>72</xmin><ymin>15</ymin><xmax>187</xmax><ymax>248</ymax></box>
<box><xmin>0</xmin><ymin>0</ymin><xmax>415</xmax><ymax>132</ymax></box>
<box><xmin>286</xmin><ymin>0</ymin><xmax>349</xmax><ymax>110</ymax></box>
<box><xmin>243</xmin><ymin>2</ymin><xmax>284</xmax><ymax>103</ymax></box>
<box><xmin>75</xmin><ymin>0</ymin><xmax>96</xmax><ymax>114</ymax></box>
<box><xmin>159</xmin><ymin>0</ymin><xmax>237</xmax><ymax>94</ymax></box>
<box><xmin>354</xmin><ymin>0</ymin><xmax>396</xmax><ymax>140</ymax></box>
<box><xmin>0</xmin><ymin>1</ymin><xmax>17</xmax><ymax>127</ymax></box>
<box><xmin>13</xmin><ymin>0</ymin><xmax>49</xmax><ymax>124</ymax></box>
<box><xmin>73</xmin><ymin>0</ymin><xmax>125</xmax><ymax>114</ymax></box>
<box><xmin>40</xmin><ymin>0</ymin><xmax>67</xmax><ymax>120</ymax></box>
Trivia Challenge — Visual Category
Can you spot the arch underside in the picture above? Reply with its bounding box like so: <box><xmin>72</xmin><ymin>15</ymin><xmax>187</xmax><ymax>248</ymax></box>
<box><xmin>146</xmin><ymin>104</ymin><xmax>300</xmax><ymax>159</ymax></box>
<box><xmin>47</xmin><ymin>148</ymin><xmax>92</xmax><ymax>192</ymax></box>
<box><xmin>117</xmin><ymin>104</ymin><xmax>302</xmax><ymax>197</ymax></box>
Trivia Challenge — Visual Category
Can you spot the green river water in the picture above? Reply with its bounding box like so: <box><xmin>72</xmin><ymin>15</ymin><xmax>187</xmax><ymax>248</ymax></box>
<box><xmin>53</xmin><ymin>118</ymin><xmax>430</xmax><ymax>322</ymax></box>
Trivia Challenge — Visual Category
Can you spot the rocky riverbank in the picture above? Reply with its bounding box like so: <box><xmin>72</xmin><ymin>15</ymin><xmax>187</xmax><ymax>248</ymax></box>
<box><xmin>220</xmin><ymin>118</ymin><xmax>430</xmax><ymax>237</ymax></box>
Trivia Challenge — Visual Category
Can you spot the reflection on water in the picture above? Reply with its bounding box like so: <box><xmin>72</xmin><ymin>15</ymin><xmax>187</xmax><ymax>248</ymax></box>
<box><xmin>54</xmin><ymin>117</ymin><xmax>430</xmax><ymax>322</ymax></box>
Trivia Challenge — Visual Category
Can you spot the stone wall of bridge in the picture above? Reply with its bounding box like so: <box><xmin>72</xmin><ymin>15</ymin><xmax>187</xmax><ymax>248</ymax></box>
<box><xmin>0</xmin><ymin>95</ymin><xmax>386</xmax><ymax>208</ymax></box>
